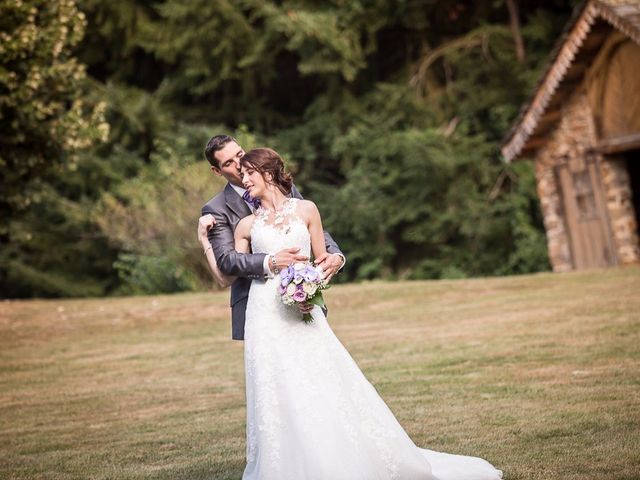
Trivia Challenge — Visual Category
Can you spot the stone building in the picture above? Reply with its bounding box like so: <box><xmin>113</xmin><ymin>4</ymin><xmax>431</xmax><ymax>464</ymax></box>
<box><xmin>502</xmin><ymin>0</ymin><xmax>640</xmax><ymax>272</ymax></box>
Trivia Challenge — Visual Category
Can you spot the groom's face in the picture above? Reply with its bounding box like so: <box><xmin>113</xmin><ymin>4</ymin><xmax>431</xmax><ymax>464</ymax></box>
<box><xmin>212</xmin><ymin>141</ymin><xmax>244</xmax><ymax>186</ymax></box>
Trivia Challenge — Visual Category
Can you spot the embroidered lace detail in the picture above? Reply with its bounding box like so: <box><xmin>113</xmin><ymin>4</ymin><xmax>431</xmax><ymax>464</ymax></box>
<box><xmin>253</xmin><ymin>197</ymin><xmax>305</xmax><ymax>236</ymax></box>
<box><xmin>250</xmin><ymin>198</ymin><xmax>309</xmax><ymax>259</ymax></box>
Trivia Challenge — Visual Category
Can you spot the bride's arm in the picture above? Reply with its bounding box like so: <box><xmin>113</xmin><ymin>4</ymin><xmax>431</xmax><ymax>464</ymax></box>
<box><xmin>299</xmin><ymin>200</ymin><xmax>327</xmax><ymax>261</ymax></box>
<box><xmin>198</xmin><ymin>215</ymin><xmax>234</xmax><ymax>288</ymax></box>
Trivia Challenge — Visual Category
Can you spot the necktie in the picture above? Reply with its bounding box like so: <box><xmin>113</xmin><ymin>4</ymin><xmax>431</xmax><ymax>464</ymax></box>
<box><xmin>242</xmin><ymin>190</ymin><xmax>261</xmax><ymax>210</ymax></box>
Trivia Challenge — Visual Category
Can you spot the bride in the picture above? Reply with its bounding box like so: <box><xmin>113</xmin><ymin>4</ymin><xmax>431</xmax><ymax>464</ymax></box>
<box><xmin>200</xmin><ymin>147</ymin><xmax>503</xmax><ymax>480</ymax></box>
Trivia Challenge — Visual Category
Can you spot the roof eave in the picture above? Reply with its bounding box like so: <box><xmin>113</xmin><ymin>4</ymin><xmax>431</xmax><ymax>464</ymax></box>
<box><xmin>502</xmin><ymin>1</ymin><xmax>598</xmax><ymax>162</ymax></box>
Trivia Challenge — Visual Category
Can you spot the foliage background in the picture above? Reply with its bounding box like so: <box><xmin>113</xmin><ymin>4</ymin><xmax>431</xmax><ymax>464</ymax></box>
<box><xmin>1</xmin><ymin>0</ymin><xmax>583</xmax><ymax>297</ymax></box>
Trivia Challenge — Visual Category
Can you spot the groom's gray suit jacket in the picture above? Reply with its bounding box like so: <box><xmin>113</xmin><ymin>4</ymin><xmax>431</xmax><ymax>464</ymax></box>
<box><xmin>202</xmin><ymin>183</ymin><xmax>343</xmax><ymax>340</ymax></box>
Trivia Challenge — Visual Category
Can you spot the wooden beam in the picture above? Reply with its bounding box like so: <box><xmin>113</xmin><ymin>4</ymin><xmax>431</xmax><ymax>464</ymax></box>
<box><xmin>522</xmin><ymin>136</ymin><xmax>549</xmax><ymax>151</ymax></box>
<box><xmin>538</xmin><ymin>110</ymin><xmax>562</xmax><ymax>125</ymax></box>
<box><xmin>596</xmin><ymin>133</ymin><xmax>640</xmax><ymax>154</ymax></box>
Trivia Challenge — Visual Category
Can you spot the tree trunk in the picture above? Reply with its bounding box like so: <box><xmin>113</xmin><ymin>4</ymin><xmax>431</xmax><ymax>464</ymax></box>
<box><xmin>506</xmin><ymin>0</ymin><xmax>526</xmax><ymax>63</ymax></box>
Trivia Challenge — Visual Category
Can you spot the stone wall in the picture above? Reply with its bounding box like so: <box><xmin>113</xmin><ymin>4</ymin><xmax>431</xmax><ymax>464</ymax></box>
<box><xmin>600</xmin><ymin>157</ymin><xmax>640</xmax><ymax>264</ymax></box>
<box><xmin>534</xmin><ymin>160</ymin><xmax>573</xmax><ymax>271</ymax></box>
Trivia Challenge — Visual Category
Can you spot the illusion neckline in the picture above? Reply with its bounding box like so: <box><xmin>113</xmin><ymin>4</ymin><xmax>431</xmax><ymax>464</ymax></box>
<box><xmin>256</xmin><ymin>196</ymin><xmax>297</xmax><ymax>215</ymax></box>
<box><xmin>253</xmin><ymin>197</ymin><xmax>302</xmax><ymax>233</ymax></box>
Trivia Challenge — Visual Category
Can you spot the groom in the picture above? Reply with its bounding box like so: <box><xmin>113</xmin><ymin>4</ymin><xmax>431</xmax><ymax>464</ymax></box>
<box><xmin>201</xmin><ymin>134</ymin><xmax>345</xmax><ymax>340</ymax></box>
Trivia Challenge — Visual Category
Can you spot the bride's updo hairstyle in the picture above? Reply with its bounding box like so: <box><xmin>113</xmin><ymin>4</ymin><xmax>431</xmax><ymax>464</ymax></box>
<box><xmin>240</xmin><ymin>148</ymin><xmax>293</xmax><ymax>195</ymax></box>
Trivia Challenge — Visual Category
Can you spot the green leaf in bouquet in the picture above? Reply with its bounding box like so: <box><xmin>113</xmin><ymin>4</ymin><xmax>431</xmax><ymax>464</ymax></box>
<box><xmin>307</xmin><ymin>292</ymin><xmax>326</xmax><ymax>308</ymax></box>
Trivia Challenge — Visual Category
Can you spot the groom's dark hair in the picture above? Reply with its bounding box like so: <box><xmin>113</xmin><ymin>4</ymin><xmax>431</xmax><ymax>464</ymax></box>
<box><xmin>204</xmin><ymin>134</ymin><xmax>237</xmax><ymax>167</ymax></box>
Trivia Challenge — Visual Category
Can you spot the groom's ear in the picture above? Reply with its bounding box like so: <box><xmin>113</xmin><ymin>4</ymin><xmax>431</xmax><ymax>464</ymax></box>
<box><xmin>210</xmin><ymin>165</ymin><xmax>222</xmax><ymax>176</ymax></box>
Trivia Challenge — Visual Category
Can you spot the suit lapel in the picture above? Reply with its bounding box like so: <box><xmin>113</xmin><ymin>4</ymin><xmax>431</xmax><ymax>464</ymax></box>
<box><xmin>224</xmin><ymin>183</ymin><xmax>251</xmax><ymax>219</ymax></box>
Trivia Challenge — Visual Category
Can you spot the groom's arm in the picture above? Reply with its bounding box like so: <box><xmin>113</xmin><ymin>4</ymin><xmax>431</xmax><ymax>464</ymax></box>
<box><xmin>202</xmin><ymin>204</ymin><xmax>266</xmax><ymax>279</ymax></box>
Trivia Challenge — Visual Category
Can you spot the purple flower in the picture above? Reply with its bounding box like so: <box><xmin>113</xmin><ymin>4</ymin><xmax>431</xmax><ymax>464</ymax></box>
<box><xmin>302</xmin><ymin>265</ymin><xmax>319</xmax><ymax>282</ymax></box>
<box><xmin>293</xmin><ymin>285</ymin><xmax>307</xmax><ymax>302</ymax></box>
<box><xmin>280</xmin><ymin>265</ymin><xmax>294</xmax><ymax>287</ymax></box>
<box><xmin>277</xmin><ymin>283</ymin><xmax>286</xmax><ymax>295</ymax></box>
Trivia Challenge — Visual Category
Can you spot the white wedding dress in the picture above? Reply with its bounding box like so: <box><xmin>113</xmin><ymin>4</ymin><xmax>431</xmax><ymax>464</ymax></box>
<box><xmin>242</xmin><ymin>198</ymin><xmax>503</xmax><ymax>480</ymax></box>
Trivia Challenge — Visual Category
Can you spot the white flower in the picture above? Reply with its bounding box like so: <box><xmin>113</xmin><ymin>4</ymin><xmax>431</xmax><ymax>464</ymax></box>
<box><xmin>293</xmin><ymin>262</ymin><xmax>306</xmax><ymax>271</ymax></box>
<box><xmin>286</xmin><ymin>283</ymin><xmax>297</xmax><ymax>296</ymax></box>
<box><xmin>302</xmin><ymin>281</ymin><xmax>318</xmax><ymax>296</ymax></box>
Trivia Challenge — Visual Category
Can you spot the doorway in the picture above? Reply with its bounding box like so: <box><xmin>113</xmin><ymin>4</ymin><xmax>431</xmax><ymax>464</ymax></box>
<box><xmin>624</xmin><ymin>149</ymin><xmax>640</xmax><ymax>240</ymax></box>
<box><xmin>554</xmin><ymin>154</ymin><xmax>617</xmax><ymax>269</ymax></box>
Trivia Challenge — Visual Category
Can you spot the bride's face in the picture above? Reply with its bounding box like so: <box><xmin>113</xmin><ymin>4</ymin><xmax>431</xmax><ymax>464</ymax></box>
<box><xmin>241</xmin><ymin>164</ymin><xmax>269</xmax><ymax>198</ymax></box>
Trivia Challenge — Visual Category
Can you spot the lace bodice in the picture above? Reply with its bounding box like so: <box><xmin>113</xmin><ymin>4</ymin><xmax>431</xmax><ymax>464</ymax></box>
<box><xmin>250</xmin><ymin>198</ymin><xmax>311</xmax><ymax>257</ymax></box>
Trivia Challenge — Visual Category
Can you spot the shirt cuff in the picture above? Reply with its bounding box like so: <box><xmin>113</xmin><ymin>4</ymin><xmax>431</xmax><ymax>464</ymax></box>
<box><xmin>336</xmin><ymin>253</ymin><xmax>346</xmax><ymax>271</ymax></box>
<box><xmin>263</xmin><ymin>254</ymin><xmax>274</xmax><ymax>278</ymax></box>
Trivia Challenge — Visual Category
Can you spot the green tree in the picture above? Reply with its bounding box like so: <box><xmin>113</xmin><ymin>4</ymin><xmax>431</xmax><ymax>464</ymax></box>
<box><xmin>2</xmin><ymin>0</ymin><xmax>578</xmax><ymax>296</ymax></box>
<box><xmin>0</xmin><ymin>0</ymin><xmax>109</xmax><ymax>296</ymax></box>
<box><xmin>0</xmin><ymin>0</ymin><xmax>108</xmax><ymax>216</ymax></box>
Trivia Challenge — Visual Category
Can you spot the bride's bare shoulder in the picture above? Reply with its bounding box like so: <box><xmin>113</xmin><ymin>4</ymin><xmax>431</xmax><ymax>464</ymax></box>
<box><xmin>295</xmin><ymin>199</ymin><xmax>320</xmax><ymax>222</ymax></box>
<box><xmin>296</xmin><ymin>199</ymin><xmax>319</xmax><ymax>213</ymax></box>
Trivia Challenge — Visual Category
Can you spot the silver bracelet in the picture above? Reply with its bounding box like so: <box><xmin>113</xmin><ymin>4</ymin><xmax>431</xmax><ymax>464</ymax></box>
<box><xmin>270</xmin><ymin>255</ymin><xmax>280</xmax><ymax>274</ymax></box>
<box><xmin>203</xmin><ymin>245</ymin><xmax>213</xmax><ymax>255</ymax></box>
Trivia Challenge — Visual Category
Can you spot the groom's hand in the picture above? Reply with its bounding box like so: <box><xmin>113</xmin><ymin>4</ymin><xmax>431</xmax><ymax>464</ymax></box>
<box><xmin>314</xmin><ymin>253</ymin><xmax>344</xmax><ymax>283</ymax></box>
<box><xmin>271</xmin><ymin>247</ymin><xmax>309</xmax><ymax>273</ymax></box>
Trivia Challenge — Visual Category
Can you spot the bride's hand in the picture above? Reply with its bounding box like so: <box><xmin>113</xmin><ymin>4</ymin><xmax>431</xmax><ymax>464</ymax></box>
<box><xmin>198</xmin><ymin>214</ymin><xmax>216</xmax><ymax>246</ymax></box>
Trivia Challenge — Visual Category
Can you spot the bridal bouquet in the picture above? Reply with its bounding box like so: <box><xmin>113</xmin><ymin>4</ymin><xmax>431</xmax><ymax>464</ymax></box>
<box><xmin>277</xmin><ymin>262</ymin><xmax>328</xmax><ymax>323</ymax></box>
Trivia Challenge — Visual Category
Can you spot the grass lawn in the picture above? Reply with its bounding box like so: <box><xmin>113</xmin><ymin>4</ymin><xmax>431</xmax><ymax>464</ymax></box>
<box><xmin>1</xmin><ymin>266</ymin><xmax>639</xmax><ymax>479</ymax></box>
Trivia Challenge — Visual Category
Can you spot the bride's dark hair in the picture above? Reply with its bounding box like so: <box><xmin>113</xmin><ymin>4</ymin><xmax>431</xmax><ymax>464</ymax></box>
<box><xmin>240</xmin><ymin>148</ymin><xmax>293</xmax><ymax>195</ymax></box>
